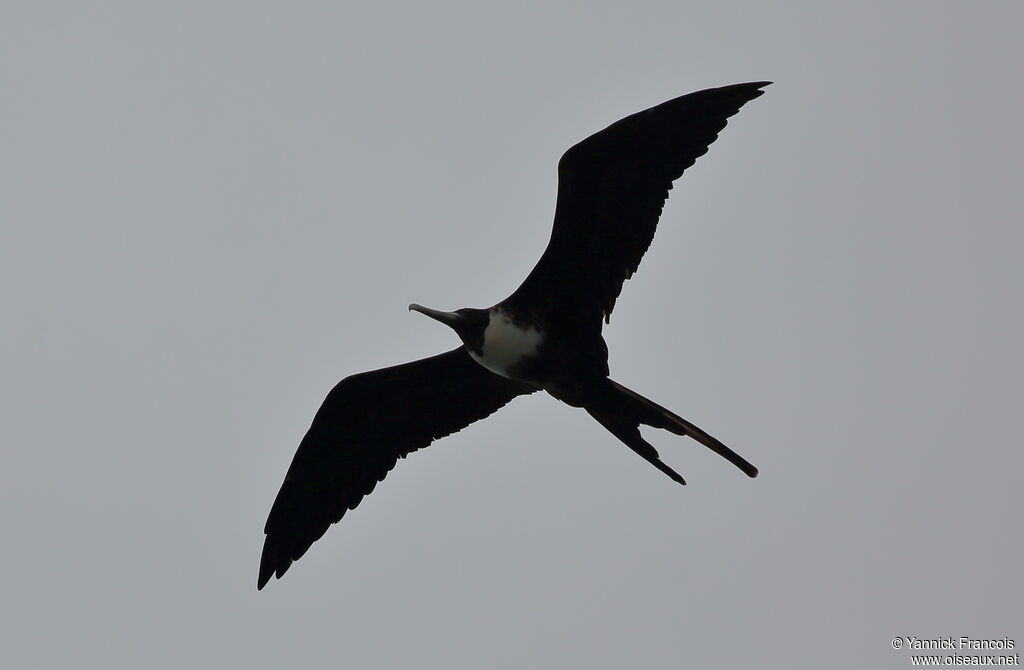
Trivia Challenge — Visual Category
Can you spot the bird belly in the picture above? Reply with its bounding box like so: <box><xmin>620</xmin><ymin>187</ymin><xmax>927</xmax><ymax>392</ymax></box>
<box><xmin>467</xmin><ymin>311</ymin><xmax>543</xmax><ymax>380</ymax></box>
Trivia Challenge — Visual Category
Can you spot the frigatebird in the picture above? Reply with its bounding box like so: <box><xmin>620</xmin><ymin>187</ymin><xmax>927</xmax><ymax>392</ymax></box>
<box><xmin>259</xmin><ymin>82</ymin><xmax>769</xmax><ymax>589</ymax></box>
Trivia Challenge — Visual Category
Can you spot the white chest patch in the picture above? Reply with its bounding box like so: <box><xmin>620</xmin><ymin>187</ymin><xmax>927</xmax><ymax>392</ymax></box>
<box><xmin>468</xmin><ymin>310</ymin><xmax>543</xmax><ymax>379</ymax></box>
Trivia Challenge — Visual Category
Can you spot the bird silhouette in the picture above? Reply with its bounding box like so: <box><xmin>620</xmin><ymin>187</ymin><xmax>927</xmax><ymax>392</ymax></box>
<box><xmin>259</xmin><ymin>82</ymin><xmax>769</xmax><ymax>589</ymax></box>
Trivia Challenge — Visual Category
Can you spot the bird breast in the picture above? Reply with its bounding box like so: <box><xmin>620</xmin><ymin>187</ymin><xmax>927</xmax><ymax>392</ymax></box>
<box><xmin>468</xmin><ymin>310</ymin><xmax>543</xmax><ymax>379</ymax></box>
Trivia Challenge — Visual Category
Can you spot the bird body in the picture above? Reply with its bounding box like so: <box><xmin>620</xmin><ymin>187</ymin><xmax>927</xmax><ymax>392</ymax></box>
<box><xmin>467</xmin><ymin>308</ymin><xmax>544</xmax><ymax>380</ymax></box>
<box><xmin>259</xmin><ymin>82</ymin><xmax>770</xmax><ymax>589</ymax></box>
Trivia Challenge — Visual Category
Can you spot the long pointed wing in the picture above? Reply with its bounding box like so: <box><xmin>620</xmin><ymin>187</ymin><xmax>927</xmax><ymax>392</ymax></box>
<box><xmin>506</xmin><ymin>82</ymin><xmax>770</xmax><ymax>327</ymax></box>
<box><xmin>258</xmin><ymin>347</ymin><xmax>535</xmax><ymax>589</ymax></box>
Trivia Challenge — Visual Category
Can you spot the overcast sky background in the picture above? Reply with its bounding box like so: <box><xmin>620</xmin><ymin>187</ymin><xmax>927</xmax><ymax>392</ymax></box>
<box><xmin>3</xmin><ymin>2</ymin><xmax>1021</xmax><ymax>668</ymax></box>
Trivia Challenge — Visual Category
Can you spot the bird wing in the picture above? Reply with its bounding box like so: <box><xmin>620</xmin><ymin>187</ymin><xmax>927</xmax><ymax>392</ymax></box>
<box><xmin>506</xmin><ymin>82</ymin><xmax>770</xmax><ymax>327</ymax></box>
<box><xmin>258</xmin><ymin>347</ymin><xmax>536</xmax><ymax>589</ymax></box>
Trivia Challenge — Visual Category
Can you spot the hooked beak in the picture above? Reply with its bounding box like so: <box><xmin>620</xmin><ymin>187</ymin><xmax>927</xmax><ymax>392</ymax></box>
<box><xmin>408</xmin><ymin>304</ymin><xmax>464</xmax><ymax>329</ymax></box>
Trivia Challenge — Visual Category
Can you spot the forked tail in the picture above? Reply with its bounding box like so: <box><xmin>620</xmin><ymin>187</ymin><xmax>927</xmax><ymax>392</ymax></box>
<box><xmin>583</xmin><ymin>378</ymin><xmax>758</xmax><ymax>485</ymax></box>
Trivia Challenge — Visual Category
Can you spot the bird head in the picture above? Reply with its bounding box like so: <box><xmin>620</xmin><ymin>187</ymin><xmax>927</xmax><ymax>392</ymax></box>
<box><xmin>408</xmin><ymin>304</ymin><xmax>489</xmax><ymax>353</ymax></box>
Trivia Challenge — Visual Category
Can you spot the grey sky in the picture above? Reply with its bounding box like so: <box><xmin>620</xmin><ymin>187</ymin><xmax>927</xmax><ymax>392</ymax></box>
<box><xmin>2</xmin><ymin>2</ymin><xmax>1021</xmax><ymax>668</ymax></box>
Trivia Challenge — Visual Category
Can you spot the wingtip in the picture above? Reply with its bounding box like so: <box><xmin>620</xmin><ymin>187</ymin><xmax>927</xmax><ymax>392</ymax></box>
<box><xmin>257</xmin><ymin>560</ymin><xmax>274</xmax><ymax>590</ymax></box>
<box><xmin>730</xmin><ymin>81</ymin><xmax>772</xmax><ymax>99</ymax></box>
<box><xmin>721</xmin><ymin>80</ymin><xmax>772</xmax><ymax>90</ymax></box>
<box><xmin>743</xmin><ymin>81</ymin><xmax>772</xmax><ymax>98</ymax></box>
<box><xmin>258</xmin><ymin>535</ymin><xmax>292</xmax><ymax>591</ymax></box>
<box><xmin>257</xmin><ymin>562</ymin><xmax>291</xmax><ymax>591</ymax></box>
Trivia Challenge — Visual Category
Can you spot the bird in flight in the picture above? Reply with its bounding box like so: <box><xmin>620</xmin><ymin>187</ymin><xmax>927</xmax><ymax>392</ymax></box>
<box><xmin>259</xmin><ymin>82</ymin><xmax>769</xmax><ymax>589</ymax></box>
